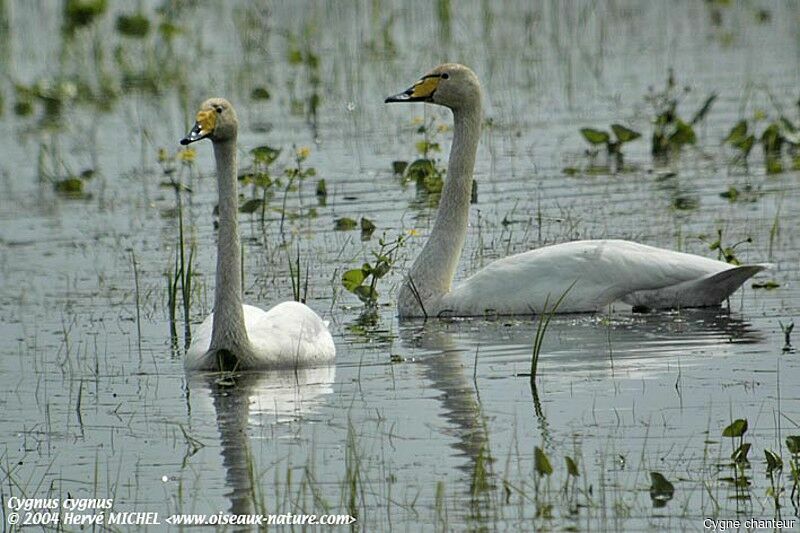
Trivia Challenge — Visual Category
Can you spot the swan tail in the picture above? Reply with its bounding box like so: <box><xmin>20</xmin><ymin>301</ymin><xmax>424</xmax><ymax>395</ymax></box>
<box><xmin>622</xmin><ymin>264</ymin><xmax>770</xmax><ymax>309</ymax></box>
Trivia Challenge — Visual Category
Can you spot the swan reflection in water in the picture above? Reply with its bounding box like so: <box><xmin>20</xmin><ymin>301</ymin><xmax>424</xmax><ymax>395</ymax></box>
<box><xmin>185</xmin><ymin>366</ymin><xmax>335</xmax><ymax>516</ymax></box>
<box><xmin>395</xmin><ymin>308</ymin><xmax>762</xmax><ymax>516</ymax></box>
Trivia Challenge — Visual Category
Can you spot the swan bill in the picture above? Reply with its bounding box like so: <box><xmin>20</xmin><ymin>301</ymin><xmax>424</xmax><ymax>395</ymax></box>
<box><xmin>180</xmin><ymin>108</ymin><xmax>217</xmax><ymax>145</ymax></box>
<box><xmin>385</xmin><ymin>74</ymin><xmax>441</xmax><ymax>103</ymax></box>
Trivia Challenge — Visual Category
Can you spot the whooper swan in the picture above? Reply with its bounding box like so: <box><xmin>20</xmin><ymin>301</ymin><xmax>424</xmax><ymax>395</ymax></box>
<box><xmin>385</xmin><ymin>64</ymin><xmax>768</xmax><ymax>317</ymax></box>
<box><xmin>180</xmin><ymin>98</ymin><xmax>335</xmax><ymax>370</ymax></box>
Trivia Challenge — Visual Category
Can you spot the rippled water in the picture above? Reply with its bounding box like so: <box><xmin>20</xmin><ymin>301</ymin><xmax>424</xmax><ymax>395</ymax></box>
<box><xmin>1</xmin><ymin>1</ymin><xmax>799</xmax><ymax>530</ymax></box>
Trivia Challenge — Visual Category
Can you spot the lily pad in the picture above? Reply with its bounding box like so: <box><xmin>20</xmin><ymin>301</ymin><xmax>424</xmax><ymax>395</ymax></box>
<box><xmin>580</xmin><ymin>128</ymin><xmax>610</xmax><ymax>145</ymax></box>
<box><xmin>334</xmin><ymin>217</ymin><xmax>358</xmax><ymax>231</ymax></box>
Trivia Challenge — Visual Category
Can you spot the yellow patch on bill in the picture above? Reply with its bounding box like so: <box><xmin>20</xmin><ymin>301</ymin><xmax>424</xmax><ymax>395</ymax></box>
<box><xmin>410</xmin><ymin>76</ymin><xmax>440</xmax><ymax>99</ymax></box>
<box><xmin>195</xmin><ymin>108</ymin><xmax>216</xmax><ymax>136</ymax></box>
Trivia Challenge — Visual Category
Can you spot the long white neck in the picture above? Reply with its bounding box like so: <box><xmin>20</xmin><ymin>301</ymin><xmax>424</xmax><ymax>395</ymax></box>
<box><xmin>399</xmin><ymin>102</ymin><xmax>482</xmax><ymax>316</ymax></box>
<box><xmin>209</xmin><ymin>137</ymin><xmax>253</xmax><ymax>363</ymax></box>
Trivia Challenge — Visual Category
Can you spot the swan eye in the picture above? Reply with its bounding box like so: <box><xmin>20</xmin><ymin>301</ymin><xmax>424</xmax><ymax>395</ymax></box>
<box><xmin>214</xmin><ymin>106</ymin><xmax>223</xmax><ymax>114</ymax></box>
<box><xmin>441</xmin><ymin>73</ymin><xmax>450</xmax><ymax>80</ymax></box>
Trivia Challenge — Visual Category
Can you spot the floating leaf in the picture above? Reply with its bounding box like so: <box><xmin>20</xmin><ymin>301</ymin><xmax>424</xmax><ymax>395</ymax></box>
<box><xmin>342</xmin><ymin>269</ymin><xmax>367</xmax><ymax>292</ymax></box>
<box><xmin>751</xmin><ymin>280</ymin><xmax>780</xmax><ymax>290</ymax></box>
<box><xmin>404</xmin><ymin>158</ymin><xmax>437</xmax><ymax>182</ymax></box>
<box><xmin>765</xmin><ymin>449</ymin><xmax>783</xmax><ymax>472</ymax></box>
<box><xmin>533</xmin><ymin>447</ymin><xmax>553</xmax><ymax>477</ymax></box>
<box><xmin>649</xmin><ymin>472</ymin><xmax>675</xmax><ymax>502</ymax></box>
<box><xmin>239</xmin><ymin>198</ymin><xmax>263</xmax><ymax>214</ymax></box>
<box><xmin>562</xmin><ymin>167</ymin><xmax>580</xmax><ymax>176</ymax></box>
<box><xmin>611</xmin><ymin>124</ymin><xmax>641</xmax><ymax>143</ymax></box>
<box><xmin>720</xmin><ymin>186</ymin><xmax>739</xmax><ymax>202</ymax></box>
<box><xmin>360</xmin><ymin>217</ymin><xmax>376</xmax><ymax>236</ymax></box>
<box><xmin>734</xmin><ymin>135</ymin><xmax>755</xmax><ymax>157</ymax></box>
<box><xmin>761</xmin><ymin>123</ymin><xmax>782</xmax><ymax>156</ymax></box>
<box><xmin>392</xmin><ymin>160</ymin><xmax>408</xmax><ymax>174</ymax></box>
<box><xmin>64</xmin><ymin>0</ymin><xmax>107</xmax><ymax>33</ymax></box>
<box><xmin>724</xmin><ymin>120</ymin><xmax>748</xmax><ymax>145</ymax></box>
<box><xmin>353</xmin><ymin>285</ymin><xmax>378</xmax><ymax>303</ymax></box>
<box><xmin>334</xmin><ymin>217</ymin><xmax>358</xmax><ymax>231</ymax></box>
<box><xmin>372</xmin><ymin>261</ymin><xmax>390</xmax><ymax>279</ymax></box>
<box><xmin>116</xmin><ymin>13</ymin><xmax>150</xmax><ymax>37</ymax></box>
<box><xmin>672</xmin><ymin>195</ymin><xmax>699</xmax><ymax>211</ymax></box>
<box><xmin>786</xmin><ymin>436</ymin><xmax>800</xmax><ymax>455</ymax></box>
<box><xmin>250</xmin><ymin>87</ymin><xmax>271</xmax><ymax>101</ymax></box>
<box><xmin>159</xmin><ymin>21</ymin><xmax>181</xmax><ymax>39</ymax></box>
<box><xmin>732</xmin><ymin>443</ymin><xmax>751</xmax><ymax>464</ymax></box>
<box><xmin>668</xmin><ymin>120</ymin><xmax>696</xmax><ymax>146</ymax></box>
<box><xmin>580</xmin><ymin>128</ymin><xmax>610</xmax><ymax>145</ymax></box>
<box><xmin>54</xmin><ymin>177</ymin><xmax>84</xmax><ymax>194</ymax></box>
<box><xmin>722</xmin><ymin>418</ymin><xmax>748</xmax><ymax>438</ymax></box>
<box><xmin>254</xmin><ymin>173</ymin><xmax>272</xmax><ymax>189</ymax></box>
<box><xmin>250</xmin><ymin>145</ymin><xmax>280</xmax><ymax>165</ymax></box>
<box><xmin>565</xmin><ymin>456</ymin><xmax>579</xmax><ymax>477</ymax></box>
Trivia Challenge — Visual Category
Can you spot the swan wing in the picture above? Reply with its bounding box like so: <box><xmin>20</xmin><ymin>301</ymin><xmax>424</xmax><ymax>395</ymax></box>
<box><xmin>185</xmin><ymin>301</ymin><xmax>335</xmax><ymax>370</ymax></box>
<box><xmin>441</xmin><ymin>240</ymin><xmax>762</xmax><ymax>315</ymax></box>
<box><xmin>245</xmin><ymin>301</ymin><xmax>336</xmax><ymax>367</ymax></box>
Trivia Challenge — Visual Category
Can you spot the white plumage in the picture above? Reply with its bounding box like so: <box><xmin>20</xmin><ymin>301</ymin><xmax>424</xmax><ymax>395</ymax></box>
<box><xmin>386</xmin><ymin>64</ymin><xmax>767</xmax><ymax>317</ymax></box>
<box><xmin>181</xmin><ymin>98</ymin><xmax>335</xmax><ymax>370</ymax></box>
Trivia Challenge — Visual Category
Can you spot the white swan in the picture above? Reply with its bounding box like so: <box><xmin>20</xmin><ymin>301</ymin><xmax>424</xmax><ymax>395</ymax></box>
<box><xmin>180</xmin><ymin>98</ymin><xmax>335</xmax><ymax>370</ymax></box>
<box><xmin>385</xmin><ymin>64</ymin><xmax>768</xmax><ymax>317</ymax></box>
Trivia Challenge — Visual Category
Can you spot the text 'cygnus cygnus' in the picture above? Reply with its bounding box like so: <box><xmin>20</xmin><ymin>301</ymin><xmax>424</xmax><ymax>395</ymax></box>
<box><xmin>385</xmin><ymin>64</ymin><xmax>768</xmax><ymax>317</ymax></box>
<box><xmin>180</xmin><ymin>98</ymin><xmax>335</xmax><ymax>370</ymax></box>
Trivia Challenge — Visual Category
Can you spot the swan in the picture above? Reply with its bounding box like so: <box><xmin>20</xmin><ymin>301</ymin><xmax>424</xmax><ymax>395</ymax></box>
<box><xmin>180</xmin><ymin>98</ymin><xmax>335</xmax><ymax>370</ymax></box>
<box><xmin>385</xmin><ymin>64</ymin><xmax>768</xmax><ymax>317</ymax></box>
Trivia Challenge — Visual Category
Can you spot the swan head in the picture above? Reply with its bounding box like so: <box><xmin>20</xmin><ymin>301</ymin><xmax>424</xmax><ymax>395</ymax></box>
<box><xmin>385</xmin><ymin>63</ymin><xmax>481</xmax><ymax>111</ymax></box>
<box><xmin>180</xmin><ymin>97</ymin><xmax>238</xmax><ymax>145</ymax></box>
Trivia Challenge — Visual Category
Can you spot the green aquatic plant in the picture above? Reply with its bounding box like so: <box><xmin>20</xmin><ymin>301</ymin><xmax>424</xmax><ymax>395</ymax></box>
<box><xmin>63</xmin><ymin>0</ymin><xmax>107</xmax><ymax>35</ymax></box>
<box><xmin>286</xmin><ymin>30</ymin><xmax>322</xmax><ymax>133</ymax></box>
<box><xmin>116</xmin><ymin>12</ymin><xmax>150</xmax><ymax>38</ymax></box>
<box><xmin>724</xmin><ymin>116</ymin><xmax>800</xmax><ymax>174</ymax></box>
<box><xmin>158</xmin><ymin>146</ymin><xmax>198</xmax><ymax>348</ymax></box>
<box><xmin>720</xmin><ymin>418</ymin><xmax>752</xmax><ymax>502</ymax></box>
<box><xmin>14</xmin><ymin>79</ymin><xmax>79</xmax><ymax>122</ymax></box>
<box><xmin>342</xmin><ymin>234</ymin><xmax>405</xmax><ymax>309</ymax></box>
<box><xmin>764</xmin><ymin>448</ymin><xmax>783</xmax><ymax>509</ymax></box>
<box><xmin>279</xmin><ymin>146</ymin><xmax>317</xmax><ymax>236</ymax></box>
<box><xmin>334</xmin><ymin>217</ymin><xmax>358</xmax><ymax>231</ymax></box>
<box><xmin>239</xmin><ymin>145</ymin><xmax>280</xmax><ymax>223</ymax></box>
<box><xmin>719</xmin><ymin>184</ymin><xmax>760</xmax><ymax>203</ymax></box>
<box><xmin>533</xmin><ymin>446</ymin><xmax>554</xmax><ymax>519</ymax></box>
<box><xmin>315</xmin><ymin>178</ymin><xmax>327</xmax><ymax>205</ymax></box>
<box><xmin>779</xmin><ymin>321</ymin><xmax>794</xmax><ymax>352</ymax></box>
<box><xmin>788</xmin><ymin>436</ymin><xmax>800</xmax><ymax>505</ymax></box>
<box><xmin>698</xmin><ymin>228</ymin><xmax>752</xmax><ymax>265</ymax></box>
<box><xmin>529</xmin><ymin>282</ymin><xmax>575</xmax><ymax>383</ymax></box>
<box><xmin>646</xmin><ymin>69</ymin><xmax>716</xmax><ymax>159</ymax></box>
<box><xmin>649</xmin><ymin>472</ymin><xmax>675</xmax><ymax>508</ymax></box>
<box><xmin>53</xmin><ymin>169</ymin><xmax>95</xmax><ymax>199</ymax></box>
<box><xmin>288</xmin><ymin>246</ymin><xmax>309</xmax><ymax>304</ymax></box>
<box><xmin>579</xmin><ymin>124</ymin><xmax>641</xmax><ymax>170</ymax></box>
<box><xmin>394</xmin><ymin>115</ymin><xmax>449</xmax><ymax>195</ymax></box>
